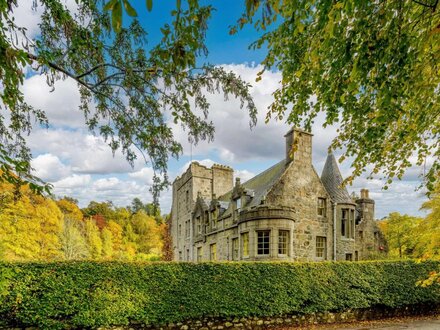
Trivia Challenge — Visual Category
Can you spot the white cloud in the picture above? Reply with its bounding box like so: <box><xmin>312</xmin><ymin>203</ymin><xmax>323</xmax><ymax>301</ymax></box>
<box><xmin>170</xmin><ymin>64</ymin><xmax>290</xmax><ymax>162</ymax></box>
<box><xmin>235</xmin><ymin>170</ymin><xmax>255</xmax><ymax>183</ymax></box>
<box><xmin>28</xmin><ymin>129</ymin><xmax>144</xmax><ymax>175</ymax></box>
<box><xmin>128</xmin><ymin>167</ymin><xmax>155</xmax><ymax>185</ymax></box>
<box><xmin>22</xmin><ymin>75</ymin><xmax>84</xmax><ymax>128</ymax></box>
<box><xmin>8</xmin><ymin>62</ymin><xmax>427</xmax><ymax>218</ymax></box>
<box><xmin>31</xmin><ymin>153</ymin><xmax>71</xmax><ymax>182</ymax></box>
<box><xmin>54</xmin><ymin>174</ymin><xmax>92</xmax><ymax>189</ymax></box>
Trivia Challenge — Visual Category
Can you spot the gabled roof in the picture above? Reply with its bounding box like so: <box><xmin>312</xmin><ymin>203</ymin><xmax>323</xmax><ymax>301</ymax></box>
<box><xmin>321</xmin><ymin>153</ymin><xmax>353</xmax><ymax>204</ymax></box>
<box><xmin>219</xmin><ymin>159</ymin><xmax>286</xmax><ymax>208</ymax></box>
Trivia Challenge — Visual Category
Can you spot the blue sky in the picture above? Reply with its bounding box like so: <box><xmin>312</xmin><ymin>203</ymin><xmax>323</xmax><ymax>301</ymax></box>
<box><xmin>11</xmin><ymin>0</ymin><xmax>429</xmax><ymax>219</ymax></box>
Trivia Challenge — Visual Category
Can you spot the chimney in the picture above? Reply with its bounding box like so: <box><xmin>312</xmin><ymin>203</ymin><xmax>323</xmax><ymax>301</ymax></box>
<box><xmin>284</xmin><ymin>128</ymin><xmax>313</xmax><ymax>166</ymax></box>
<box><xmin>360</xmin><ymin>189</ymin><xmax>369</xmax><ymax>199</ymax></box>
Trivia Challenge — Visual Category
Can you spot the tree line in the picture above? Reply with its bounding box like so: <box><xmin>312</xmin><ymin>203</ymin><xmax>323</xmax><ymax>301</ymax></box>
<box><xmin>378</xmin><ymin>188</ymin><xmax>440</xmax><ymax>260</ymax></box>
<box><xmin>1</xmin><ymin>172</ymin><xmax>439</xmax><ymax>263</ymax></box>
<box><xmin>0</xmin><ymin>179</ymin><xmax>168</xmax><ymax>261</ymax></box>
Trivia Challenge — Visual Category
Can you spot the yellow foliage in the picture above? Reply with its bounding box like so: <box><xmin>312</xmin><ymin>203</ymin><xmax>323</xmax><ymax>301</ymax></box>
<box><xmin>0</xmin><ymin>181</ymin><xmax>62</xmax><ymax>261</ymax></box>
<box><xmin>56</xmin><ymin>199</ymin><xmax>83</xmax><ymax>222</ymax></box>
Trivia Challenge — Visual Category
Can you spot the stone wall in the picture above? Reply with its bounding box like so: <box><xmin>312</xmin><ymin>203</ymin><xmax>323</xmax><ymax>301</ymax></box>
<box><xmin>266</xmin><ymin>130</ymin><xmax>334</xmax><ymax>261</ymax></box>
<box><xmin>91</xmin><ymin>304</ymin><xmax>439</xmax><ymax>330</ymax></box>
<box><xmin>171</xmin><ymin>163</ymin><xmax>233</xmax><ymax>261</ymax></box>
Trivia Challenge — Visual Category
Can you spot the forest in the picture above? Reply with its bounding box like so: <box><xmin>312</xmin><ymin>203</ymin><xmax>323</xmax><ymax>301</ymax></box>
<box><xmin>378</xmin><ymin>189</ymin><xmax>440</xmax><ymax>260</ymax></box>
<box><xmin>0</xmin><ymin>179</ymin><xmax>168</xmax><ymax>262</ymax></box>
<box><xmin>1</xmin><ymin>176</ymin><xmax>439</xmax><ymax>262</ymax></box>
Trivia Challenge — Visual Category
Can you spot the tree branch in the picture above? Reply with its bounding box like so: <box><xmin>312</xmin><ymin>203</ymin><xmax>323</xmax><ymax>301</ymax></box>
<box><xmin>26</xmin><ymin>52</ymin><xmax>92</xmax><ymax>90</ymax></box>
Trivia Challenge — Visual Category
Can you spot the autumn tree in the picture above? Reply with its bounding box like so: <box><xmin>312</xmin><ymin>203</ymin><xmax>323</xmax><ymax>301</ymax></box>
<box><xmin>60</xmin><ymin>216</ymin><xmax>89</xmax><ymax>260</ymax></box>
<box><xmin>379</xmin><ymin>213</ymin><xmax>421</xmax><ymax>258</ymax></box>
<box><xmin>0</xmin><ymin>181</ymin><xmax>62</xmax><ymax>260</ymax></box>
<box><xmin>131</xmin><ymin>211</ymin><xmax>163</xmax><ymax>256</ymax></box>
<box><xmin>161</xmin><ymin>214</ymin><xmax>173</xmax><ymax>261</ymax></box>
<box><xmin>418</xmin><ymin>188</ymin><xmax>440</xmax><ymax>259</ymax></box>
<box><xmin>56</xmin><ymin>198</ymin><xmax>83</xmax><ymax>222</ymax></box>
<box><xmin>0</xmin><ymin>0</ymin><xmax>256</xmax><ymax>200</ymax></box>
<box><xmin>84</xmin><ymin>219</ymin><xmax>103</xmax><ymax>259</ymax></box>
<box><xmin>129</xmin><ymin>198</ymin><xmax>163</xmax><ymax>224</ymax></box>
<box><xmin>101</xmin><ymin>227</ymin><xmax>114</xmax><ymax>259</ymax></box>
<box><xmin>236</xmin><ymin>0</ymin><xmax>440</xmax><ymax>190</ymax></box>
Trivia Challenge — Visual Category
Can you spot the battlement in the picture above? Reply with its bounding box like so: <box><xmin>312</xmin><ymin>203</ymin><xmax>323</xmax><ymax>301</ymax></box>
<box><xmin>173</xmin><ymin>161</ymin><xmax>234</xmax><ymax>191</ymax></box>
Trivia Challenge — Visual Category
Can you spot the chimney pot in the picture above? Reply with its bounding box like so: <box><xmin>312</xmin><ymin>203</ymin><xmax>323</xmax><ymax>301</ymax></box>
<box><xmin>360</xmin><ymin>189</ymin><xmax>369</xmax><ymax>199</ymax></box>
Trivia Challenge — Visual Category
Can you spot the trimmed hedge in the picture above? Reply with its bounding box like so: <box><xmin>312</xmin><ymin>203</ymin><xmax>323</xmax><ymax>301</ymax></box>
<box><xmin>0</xmin><ymin>260</ymin><xmax>438</xmax><ymax>329</ymax></box>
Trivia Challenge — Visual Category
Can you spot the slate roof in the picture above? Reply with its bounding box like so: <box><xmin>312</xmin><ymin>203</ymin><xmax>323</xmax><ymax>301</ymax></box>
<box><xmin>219</xmin><ymin>159</ymin><xmax>286</xmax><ymax>209</ymax></box>
<box><xmin>321</xmin><ymin>153</ymin><xmax>353</xmax><ymax>204</ymax></box>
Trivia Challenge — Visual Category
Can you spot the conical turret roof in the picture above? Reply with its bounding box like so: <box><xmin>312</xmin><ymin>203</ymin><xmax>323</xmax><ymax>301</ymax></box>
<box><xmin>321</xmin><ymin>153</ymin><xmax>353</xmax><ymax>204</ymax></box>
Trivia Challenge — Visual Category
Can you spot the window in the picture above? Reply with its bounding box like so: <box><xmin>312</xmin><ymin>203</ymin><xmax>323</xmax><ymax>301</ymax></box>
<box><xmin>197</xmin><ymin>247</ymin><xmax>203</xmax><ymax>262</ymax></box>
<box><xmin>210</xmin><ymin>210</ymin><xmax>217</xmax><ymax>230</ymax></box>
<box><xmin>212</xmin><ymin>208</ymin><xmax>218</xmax><ymax>220</ymax></box>
<box><xmin>350</xmin><ymin>209</ymin><xmax>355</xmax><ymax>238</ymax></box>
<box><xmin>185</xmin><ymin>220</ymin><xmax>190</xmax><ymax>238</ymax></box>
<box><xmin>210</xmin><ymin>243</ymin><xmax>217</xmax><ymax>261</ymax></box>
<box><xmin>346</xmin><ymin>253</ymin><xmax>353</xmax><ymax>261</ymax></box>
<box><xmin>317</xmin><ymin>198</ymin><xmax>326</xmax><ymax>216</ymax></box>
<box><xmin>236</xmin><ymin>198</ymin><xmax>242</xmax><ymax>210</ymax></box>
<box><xmin>241</xmin><ymin>232</ymin><xmax>249</xmax><ymax>257</ymax></box>
<box><xmin>355</xmin><ymin>251</ymin><xmax>359</xmax><ymax>261</ymax></box>
<box><xmin>186</xmin><ymin>249</ymin><xmax>190</xmax><ymax>261</ymax></box>
<box><xmin>179</xmin><ymin>251</ymin><xmax>182</xmax><ymax>261</ymax></box>
<box><xmin>178</xmin><ymin>224</ymin><xmax>182</xmax><ymax>237</ymax></box>
<box><xmin>278</xmin><ymin>230</ymin><xmax>289</xmax><ymax>255</ymax></box>
<box><xmin>341</xmin><ymin>209</ymin><xmax>348</xmax><ymax>237</ymax></box>
<box><xmin>257</xmin><ymin>230</ymin><xmax>270</xmax><ymax>255</ymax></box>
<box><xmin>196</xmin><ymin>216</ymin><xmax>201</xmax><ymax>235</ymax></box>
<box><xmin>316</xmin><ymin>236</ymin><xmax>327</xmax><ymax>259</ymax></box>
<box><xmin>232</xmin><ymin>238</ymin><xmax>239</xmax><ymax>260</ymax></box>
<box><xmin>186</xmin><ymin>190</ymin><xmax>189</xmax><ymax>204</ymax></box>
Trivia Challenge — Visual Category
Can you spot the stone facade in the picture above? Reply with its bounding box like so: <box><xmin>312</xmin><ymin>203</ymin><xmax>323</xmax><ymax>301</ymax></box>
<box><xmin>170</xmin><ymin>128</ymin><xmax>386</xmax><ymax>262</ymax></box>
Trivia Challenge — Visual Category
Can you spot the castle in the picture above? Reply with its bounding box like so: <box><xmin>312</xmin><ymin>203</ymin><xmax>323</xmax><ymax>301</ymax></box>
<box><xmin>170</xmin><ymin>128</ymin><xmax>386</xmax><ymax>262</ymax></box>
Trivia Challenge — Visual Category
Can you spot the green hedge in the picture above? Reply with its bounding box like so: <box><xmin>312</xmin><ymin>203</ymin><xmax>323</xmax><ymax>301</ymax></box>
<box><xmin>0</xmin><ymin>260</ymin><xmax>438</xmax><ymax>329</ymax></box>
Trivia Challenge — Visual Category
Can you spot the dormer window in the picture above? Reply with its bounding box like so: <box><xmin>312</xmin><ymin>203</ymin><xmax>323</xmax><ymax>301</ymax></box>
<box><xmin>211</xmin><ymin>208</ymin><xmax>218</xmax><ymax>221</ymax></box>
<box><xmin>236</xmin><ymin>198</ymin><xmax>242</xmax><ymax>210</ymax></box>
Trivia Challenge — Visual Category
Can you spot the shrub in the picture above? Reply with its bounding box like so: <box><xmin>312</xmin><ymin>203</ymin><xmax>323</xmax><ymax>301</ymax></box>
<box><xmin>0</xmin><ymin>260</ymin><xmax>438</xmax><ymax>329</ymax></box>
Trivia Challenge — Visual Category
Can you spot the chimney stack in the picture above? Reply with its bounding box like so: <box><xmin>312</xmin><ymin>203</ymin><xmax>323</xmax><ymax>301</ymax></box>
<box><xmin>360</xmin><ymin>189</ymin><xmax>369</xmax><ymax>199</ymax></box>
<box><xmin>284</xmin><ymin>128</ymin><xmax>313</xmax><ymax>166</ymax></box>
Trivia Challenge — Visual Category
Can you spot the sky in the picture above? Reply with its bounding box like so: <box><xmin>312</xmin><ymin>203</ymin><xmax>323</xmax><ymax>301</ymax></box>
<box><xmin>9</xmin><ymin>0</ymin><xmax>429</xmax><ymax>219</ymax></box>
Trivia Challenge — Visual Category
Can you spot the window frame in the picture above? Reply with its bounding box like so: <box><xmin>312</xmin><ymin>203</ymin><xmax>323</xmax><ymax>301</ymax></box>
<box><xmin>232</xmin><ymin>237</ymin><xmax>239</xmax><ymax>260</ymax></box>
<box><xmin>197</xmin><ymin>246</ymin><xmax>203</xmax><ymax>262</ymax></box>
<box><xmin>341</xmin><ymin>209</ymin><xmax>348</xmax><ymax>237</ymax></box>
<box><xmin>317</xmin><ymin>197</ymin><xmax>326</xmax><ymax>217</ymax></box>
<box><xmin>257</xmin><ymin>230</ymin><xmax>270</xmax><ymax>256</ymax></box>
<box><xmin>316</xmin><ymin>236</ymin><xmax>327</xmax><ymax>259</ymax></box>
<box><xmin>210</xmin><ymin>243</ymin><xmax>217</xmax><ymax>261</ymax></box>
<box><xmin>241</xmin><ymin>232</ymin><xmax>249</xmax><ymax>258</ymax></box>
<box><xmin>278</xmin><ymin>230</ymin><xmax>289</xmax><ymax>256</ymax></box>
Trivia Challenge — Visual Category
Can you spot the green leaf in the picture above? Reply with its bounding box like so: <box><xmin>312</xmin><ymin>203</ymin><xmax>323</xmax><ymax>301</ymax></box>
<box><xmin>176</xmin><ymin>0</ymin><xmax>181</xmax><ymax>10</ymax></box>
<box><xmin>112</xmin><ymin>1</ymin><xmax>122</xmax><ymax>32</ymax></box>
<box><xmin>104</xmin><ymin>0</ymin><xmax>118</xmax><ymax>11</ymax></box>
<box><xmin>146</xmin><ymin>0</ymin><xmax>153</xmax><ymax>11</ymax></box>
<box><xmin>123</xmin><ymin>0</ymin><xmax>137</xmax><ymax>17</ymax></box>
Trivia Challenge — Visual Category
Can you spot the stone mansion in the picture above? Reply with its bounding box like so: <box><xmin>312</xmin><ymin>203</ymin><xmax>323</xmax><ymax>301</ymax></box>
<box><xmin>170</xmin><ymin>128</ymin><xmax>386</xmax><ymax>262</ymax></box>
